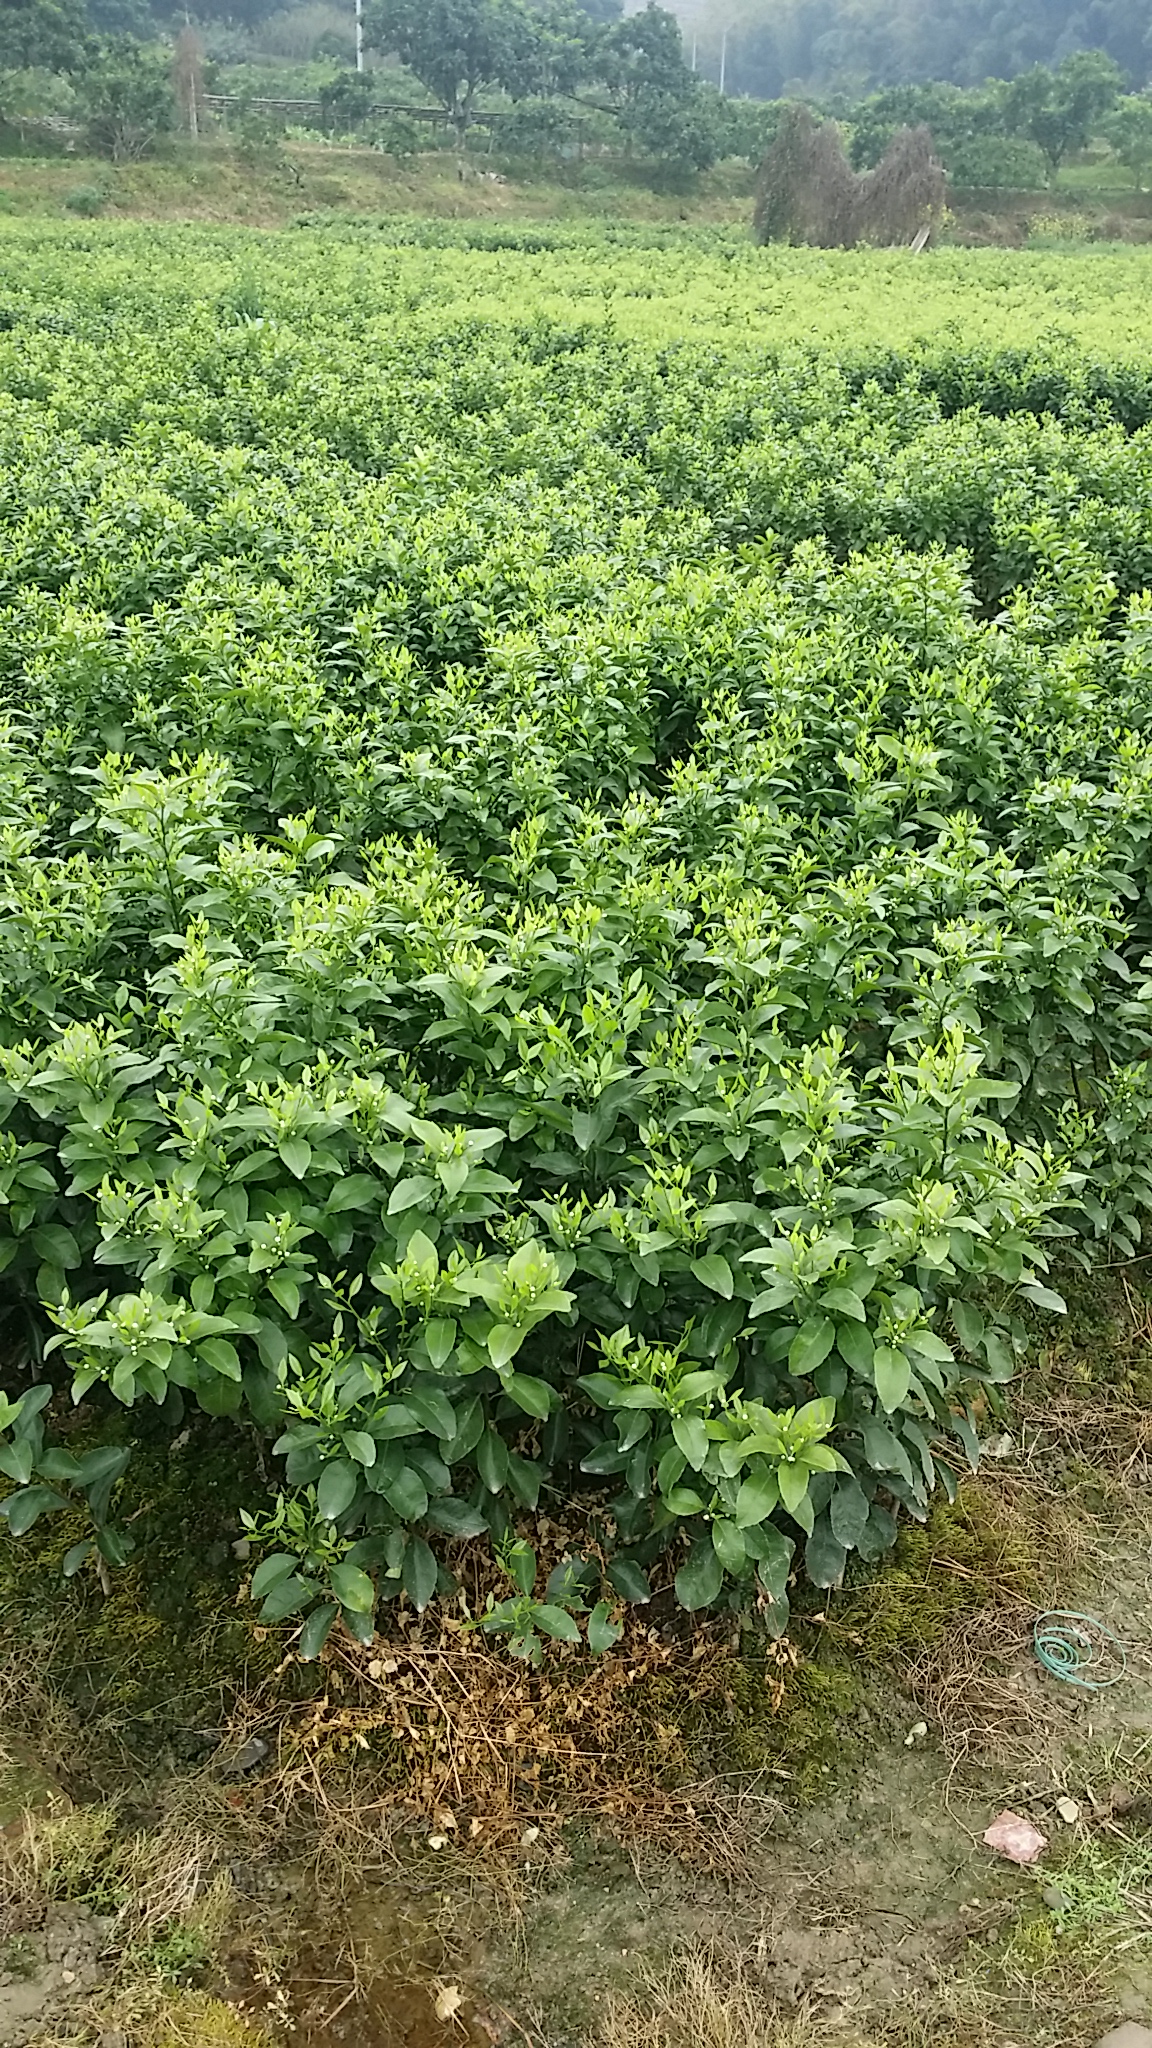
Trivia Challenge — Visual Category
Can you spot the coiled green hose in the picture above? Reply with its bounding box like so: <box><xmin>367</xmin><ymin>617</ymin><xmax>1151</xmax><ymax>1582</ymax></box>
<box><xmin>1033</xmin><ymin>1610</ymin><xmax>1127</xmax><ymax>1690</ymax></box>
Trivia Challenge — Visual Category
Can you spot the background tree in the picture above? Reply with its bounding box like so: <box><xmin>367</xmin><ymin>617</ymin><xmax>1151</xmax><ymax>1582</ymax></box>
<box><xmin>363</xmin><ymin>0</ymin><xmax>543</xmax><ymax>136</ymax></box>
<box><xmin>171</xmin><ymin>25</ymin><xmax>203</xmax><ymax>138</ymax></box>
<box><xmin>1104</xmin><ymin>91</ymin><xmax>1152</xmax><ymax>189</ymax></box>
<box><xmin>846</xmin><ymin>79</ymin><xmax>1005</xmax><ymax>169</ymax></box>
<box><xmin>1005</xmin><ymin>51</ymin><xmax>1122</xmax><ymax>179</ymax></box>
<box><xmin>672</xmin><ymin>0</ymin><xmax>1150</xmax><ymax>100</ymax></box>
<box><xmin>501</xmin><ymin>0</ymin><xmax>595</xmax><ymax>102</ymax></box>
<box><xmin>317</xmin><ymin>67</ymin><xmax>374</xmax><ymax>133</ymax></box>
<box><xmin>589</xmin><ymin>2</ymin><xmax>719</xmax><ymax>166</ymax></box>
<box><xmin>80</xmin><ymin>40</ymin><xmax>174</xmax><ymax>158</ymax></box>
<box><xmin>0</xmin><ymin>0</ymin><xmax>89</xmax><ymax>72</ymax></box>
<box><xmin>83</xmin><ymin>0</ymin><xmax>154</xmax><ymax>36</ymax></box>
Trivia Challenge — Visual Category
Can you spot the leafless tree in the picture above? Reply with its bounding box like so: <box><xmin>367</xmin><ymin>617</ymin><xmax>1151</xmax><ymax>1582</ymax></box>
<box><xmin>754</xmin><ymin>108</ymin><xmax>946</xmax><ymax>248</ymax></box>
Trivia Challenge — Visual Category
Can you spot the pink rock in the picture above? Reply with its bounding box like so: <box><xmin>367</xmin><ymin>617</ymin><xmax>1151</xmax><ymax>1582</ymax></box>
<box><xmin>983</xmin><ymin>1810</ymin><xmax>1048</xmax><ymax>1865</ymax></box>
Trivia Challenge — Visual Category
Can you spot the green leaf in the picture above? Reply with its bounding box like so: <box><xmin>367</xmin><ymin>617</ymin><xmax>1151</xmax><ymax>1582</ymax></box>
<box><xmin>734</xmin><ymin>1468</ymin><xmax>779</xmax><ymax>1527</ymax></box>
<box><xmin>425</xmin><ymin>1497</ymin><xmax>488</xmax><ymax>1538</ymax></box>
<box><xmin>788</xmin><ymin>1315</ymin><xmax>836</xmax><ymax>1377</ymax></box>
<box><xmin>298</xmin><ymin>1603</ymin><xmax>338</xmax><ymax>1659</ymax></box>
<box><xmin>401</xmin><ymin>1536</ymin><xmax>438</xmax><ymax>1610</ymax></box>
<box><xmin>424</xmin><ymin>1318</ymin><xmax>458</xmax><ymax>1370</ymax></box>
<box><xmin>794</xmin><ymin>1396</ymin><xmax>835</xmax><ymax>1439</ymax></box>
<box><xmin>476</xmin><ymin>1427</ymin><xmax>509</xmax><ymax>1494</ymax></box>
<box><xmin>747</xmin><ymin>1521</ymin><xmax>793</xmax><ymax>1607</ymax></box>
<box><xmin>256</xmin><ymin>1319</ymin><xmax>290</xmax><ymax>1373</ymax></box>
<box><xmin>382</xmin><ymin>1466</ymin><xmax>429</xmax><ymax>1522</ymax></box>
<box><xmin>406</xmin><ymin>1230</ymin><xmax>438</xmax><ymax>1274</ymax></box>
<box><xmin>675</xmin><ymin>1540</ymin><xmax>724</xmax><ymax>1612</ymax></box>
<box><xmin>570</xmin><ymin>1109</ymin><xmax>596</xmax><ymax>1153</ymax></box>
<box><xmin>982</xmin><ymin>1331</ymin><xmax>1015</xmax><ymax>1382</ymax></box>
<box><xmin>711</xmin><ymin>1518</ymin><xmax>746</xmax><ymax>1575</ymax></box>
<box><xmin>664</xmin><ymin>1484</ymin><xmax>706</xmax><ymax>1515</ymax></box>
<box><xmin>671</xmin><ymin>1412</ymin><xmax>708</xmax><ymax>1469</ymax></box>
<box><xmin>506</xmin><ymin>1539</ymin><xmax>536</xmax><ymax>1595</ymax></box>
<box><xmin>950</xmin><ymin>1298</ymin><xmax>984</xmax><ymax>1352</ymax></box>
<box><xmin>405</xmin><ymin>1389</ymin><xmax>458</xmax><ymax>1440</ymax></box>
<box><xmin>330</xmin><ymin>1562</ymin><xmax>375</xmax><ymax>1614</ymax></box>
<box><xmin>829</xmin><ymin>1475</ymin><xmax>870</xmax><ymax>1549</ymax></box>
<box><xmin>836</xmin><ymin>1320</ymin><xmax>874</xmax><ymax>1375</ymax></box>
<box><xmin>198</xmin><ymin>1336</ymin><xmax>241</xmax><ymax>1380</ymax></box>
<box><xmin>855</xmin><ymin>1502</ymin><xmax>898</xmax><ymax>1563</ymax></box>
<box><xmin>62</xmin><ymin>1539</ymin><xmax>93</xmax><ymax>1579</ymax></box>
<box><xmin>343</xmin><ymin>1605</ymin><xmax>376</xmax><ymax>1646</ymax></box>
<box><xmin>31</xmin><ymin>1224</ymin><xmax>80</xmax><ymax>1270</ymax></box>
<box><xmin>905</xmin><ymin>1328</ymin><xmax>953</xmax><ymax>1363</ymax></box>
<box><xmin>657</xmin><ymin>1444</ymin><xmax>686</xmax><ymax>1494</ymax></box>
<box><xmin>804</xmin><ymin>1514</ymin><xmax>848</xmax><ymax>1589</ymax></box>
<box><xmin>692</xmin><ymin>1253</ymin><xmax>733</xmax><ymax>1299</ymax></box>
<box><xmin>861</xmin><ymin>1419</ymin><xmax>915</xmax><ymax>1483</ymax></box>
<box><xmin>279</xmin><ymin>1137</ymin><xmax>312</xmax><ymax>1180</ymax></box>
<box><xmin>777</xmin><ymin>1462</ymin><xmax>811</xmax><ymax>1518</ymax></box>
<box><xmin>344</xmin><ymin>1431</ymin><xmax>377</xmax><ymax>1468</ymax></box>
<box><xmin>0</xmin><ymin>1441</ymin><xmax>34</xmax><ymax>1485</ymax></box>
<box><xmin>607</xmin><ymin>1558</ymin><xmax>651</xmax><ymax>1604</ymax></box>
<box><xmin>325</xmin><ymin>1175</ymin><xmax>382</xmax><ymax>1213</ymax></box>
<box><xmin>1022</xmin><ymin>1284</ymin><xmax>1067</xmax><ymax>1315</ymax></box>
<box><xmin>268</xmin><ymin>1272</ymin><xmax>301</xmax><ymax>1320</ymax></box>
<box><xmin>197</xmin><ymin>1374</ymin><xmax>243</xmax><ymax>1417</ymax></box>
<box><xmin>95</xmin><ymin>1524</ymin><xmax>133</xmax><ymax>1567</ymax></box>
<box><xmin>2</xmin><ymin>1485</ymin><xmax>67</xmax><ymax>1536</ymax></box>
<box><xmin>251</xmin><ymin>1551</ymin><xmax>298</xmax><ymax>1599</ymax></box>
<box><xmin>387</xmin><ymin>1175</ymin><xmax>438</xmax><ymax>1215</ymax></box>
<box><xmin>504</xmin><ymin>1372</ymin><xmax>553</xmax><ymax>1419</ymax></box>
<box><xmin>873</xmin><ymin>1345</ymin><xmax>912</xmax><ymax>1414</ymax></box>
<box><xmin>316</xmin><ymin>1459</ymin><xmax>359</xmax><ymax>1522</ymax></box>
<box><xmin>534</xmin><ymin>1604</ymin><xmax>581</xmax><ymax>1642</ymax></box>
<box><xmin>260</xmin><ymin>1573</ymin><xmax>315</xmax><ymax>1622</ymax></box>
<box><xmin>488</xmin><ymin>1323</ymin><xmax>524</xmax><ymax>1371</ymax></box>
<box><xmin>698</xmin><ymin>1299</ymin><xmax>745</xmax><ymax>1357</ymax></box>
<box><xmin>75</xmin><ymin>1445</ymin><xmax>131</xmax><ymax>1490</ymax></box>
<box><xmin>587</xmin><ymin>1599</ymin><xmax>624</xmax><ymax>1654</ymax></box>
<box><xmin>821</xmin><ymin>1286</ymin><xmax>866</xmax><ymax>1321</ymax></box>
<box><xmin>506</xmin><ymin>1452</ymin><xmax>541</xmax><ymax>1509</ymax></box>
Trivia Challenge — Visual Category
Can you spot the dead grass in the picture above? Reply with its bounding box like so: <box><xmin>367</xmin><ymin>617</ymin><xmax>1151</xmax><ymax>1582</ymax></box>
<box><xmin>0</xmin><ymin>1797</ymin><xmax>233</xmax><ymax>1946</ymax></box>
<box><xmin>0</xmin><ymin>142</ymin><xmax>755</xmax><ymax>228</ymax></box>
<box><xmin>0</xmin><ymin>1796</ymin><xmax>274</xmax><ymax>2048</ymax></box>
<box><xmin>597</xmin><ymin>1930</ymin><xmax>1122</xmax><ymax>2048</ymax></box>
<box><xmin>600</xmin><ymin>1946</ymin><xmax>873</xmax><ymax>2048</ymax></box>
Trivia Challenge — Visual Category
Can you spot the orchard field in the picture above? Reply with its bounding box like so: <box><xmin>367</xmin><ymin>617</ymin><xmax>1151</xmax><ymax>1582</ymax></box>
<box><xmin>6</xmin><ymin>216</ymin><xmax>1152</xmax><ymax>1658</ymax></box>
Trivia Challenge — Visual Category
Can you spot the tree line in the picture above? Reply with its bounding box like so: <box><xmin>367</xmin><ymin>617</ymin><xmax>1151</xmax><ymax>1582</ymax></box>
<box><xmin>680</xmin><ymin>0</ymin><xmax>1151</xmax><ymax>99</ymax></box>
<box><xmin>3</xmin><ymin>0</ymin><xmax>1151</xmax><ymax>183</ymax></box>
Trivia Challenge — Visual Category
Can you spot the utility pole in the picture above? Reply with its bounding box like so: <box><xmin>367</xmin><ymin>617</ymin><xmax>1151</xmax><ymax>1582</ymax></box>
<box><xmin>719</xmin><ymin>25</ymin><xmax>728</xmax><ymax>94</ymax></box>
<box><xmin>690</xmin><ymin>33</ymin><xmax>697</xmax><ymax>71</ymax></box>
<box><xmin>355</xmin><ymin>0</ymin><xmax>364</xmax><ymax>73</ymax></box>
